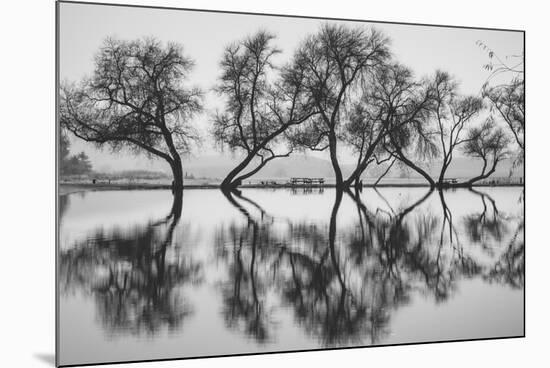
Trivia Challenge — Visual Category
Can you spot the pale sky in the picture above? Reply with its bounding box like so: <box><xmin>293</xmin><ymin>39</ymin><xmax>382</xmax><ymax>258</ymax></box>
<box><xmin>59</xmin><ymin>2</ymin><xmax>523</xmax><ymax>173</ymax></box>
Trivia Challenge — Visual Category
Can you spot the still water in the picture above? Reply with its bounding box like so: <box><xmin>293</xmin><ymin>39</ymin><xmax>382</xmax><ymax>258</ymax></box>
<box><xmin>58</xmin><ymin>187</ymin><xmax>524</xmax><ymax>366</ymax></box>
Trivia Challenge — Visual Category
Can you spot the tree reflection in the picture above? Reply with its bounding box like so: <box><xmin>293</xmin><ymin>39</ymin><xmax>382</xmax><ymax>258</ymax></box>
<box><xmin>216</xmin><ymin>189</ymin><xmax>278</xmax><ymax>342</ymax></box>
<box><xmin>216</xmin><ymin>188</ymin><xmax>429</xmax><ymax>345</ymax></box>
<box><xmin>59</xmin><ymin>194</ymin><xmax>69</xmax><ymax>223</ymax></box>
<box><xmin>216</xmin><ymin>187</ymin><xmax>523</xmax><ymax>346</ymax></box>
<box><xmin>59</xmin><ymin>191</ymin><xmax>202</xmax><ymax>336</ymax></box>
<box><xmin>278</xmin><ymin>189</ymin><xmax>379</xmax><ymax>345</ymax></box>
<box><xmin>463</xmin><ymin>188</ymin><xmax>524</xmax><ymax>288</ymax></box>
<box><xmin>463</xmin><ymin>188</ymin><xmax>509</xmax><ymax>246</ymax></box>
<box><xmin>484</xmin><ymin>220</ymin><xmax>524</xmax><ymax>288</ymax></box>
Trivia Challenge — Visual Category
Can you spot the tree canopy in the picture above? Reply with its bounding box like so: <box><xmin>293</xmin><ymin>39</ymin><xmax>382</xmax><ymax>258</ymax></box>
<box><xmin>59</xmin><ymin>132</ymin><xmax>93</xmax><ymax>176</ymax></box>
<box><xmin>287</xmin><ymin>23</ymin><xmax>391</xmax><ymax>187</ymax></box>
<box><xmin>60</xmin><ymin>37</ymin><xmax>203</xmax><ymax>188</ymax></box>
<box><xmin>213</xmin><ymin>31</ymin><xmax>317</xmax><ymax>189</ymax></box>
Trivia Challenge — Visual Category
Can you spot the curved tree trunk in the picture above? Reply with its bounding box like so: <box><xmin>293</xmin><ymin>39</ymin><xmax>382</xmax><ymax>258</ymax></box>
<box><xmin>437</xmin><ymin>154</ymin><xmax>452</xmax><ymax>185</ymax></box>
<box><xmin>161</xmin><ymin>121</ymin><xmax>185</xmax><ymax>192</ymax></box>
<box><xmin>395</xmin><ymin>150</ymin><xmax>435</xmax><ymax>187</ymax></box>
<box><xmin>220</xmin><ymin>120</ymin><xmax>300</xmax><ymax>190</ymax></box>
<box><xmin>233</xmin><ymin>159</ymin><xmax>269</xmax><ymax>185</ymax></box>
<box><xmin>374</xmin><ymin>158</ymin><xmax>396</xmax><ymax>187</ymax></box>
<box><xmin>329</xmin><ymin>133</ymin><xmax>344</xmax><ymax>188</ymax></box>
<box><xmin>170</xmin><ymin>155</ymin><xmax>184</xmax><ymax>192</ymax></box>
<box><xmin>389</xmin><ymin>134</ymin><xmax>435</xmax><ymax>187</ymax></box>
<box><xmin>466</xmin><ymin>158</ymin><xmax>499</xmax><ymax>185</ymax></box>
<box><xmin>221</xmin><ymin>153</ymin><xmax>257</xmax><ymax>190</ymax></box>
<box><xmin>344</xmin><ymin>132</ymin><xmax>387</xmax><ymax>187</ymax></box>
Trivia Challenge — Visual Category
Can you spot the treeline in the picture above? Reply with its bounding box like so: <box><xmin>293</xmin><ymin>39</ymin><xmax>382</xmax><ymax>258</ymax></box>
<box><xmin>60</xmin><ymin>24</ymin><xmax>524</xmax><ymax>190</ymax></box>
<box><xmin>93</xmin><ymin>170</ymin><xmax>171</xmax><ymax>181</ymax></box>
<box><xmin>59</xmin><ymin>133</ymin><xmax>92</xmax><ymax>176</ymax></box>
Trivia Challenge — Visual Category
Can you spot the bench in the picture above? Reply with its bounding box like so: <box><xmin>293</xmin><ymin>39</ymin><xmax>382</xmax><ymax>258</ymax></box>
<box><xmin>289</xmin><ymin>177</ymin><xmax>325</xmax><ymax>186</ymax></box>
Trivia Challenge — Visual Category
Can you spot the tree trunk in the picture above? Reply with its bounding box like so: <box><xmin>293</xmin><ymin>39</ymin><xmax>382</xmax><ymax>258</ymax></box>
<box><xmin>328</xmin><ymin>132</ymin><xmax>344</xmax><ymax>188</ymax></box>
<box><xmin>345</xmin><ymin>155</ymin><xmax>368</xmax><ymax>188</ymax></box>
<box><xmin>467</xmin><ymin>158</ymin><xmax>498</xmax><ymax>185</ymax></box>
<box><xmin>374</xmin><ymin>158</ymin><xmax>396</xmax><ymax>187</ymax></box>
<box><xmin>437</xmin><ymin>156</ymin><xmax>451</xmax><ymax>185</ymax></box>
<box><xmin>160</xmin><ymin>122</ymin><xmax>185</xmax><ymax>193</ymax></box>
<box><xmin>394</xmin><ymin>148</ymin><xmax>435</xmax><ymax>187</ymax></box>
<box><xmin>220</xmin><ymin>122</ymin><xmax>293</xmax><ymax>189</ymax></box>
<box><xmin>344</xmin><ymin>132</ymin><xmax>386</xmax><ymax>187</ymax></box>
<box><xmin>386</xmin><ymin>133</ymin><xmax>435</xmax><ymax>187</ymax></box>
<box><xmin>170</xmin><ymin>154</ymin><xmax>184</xmax><ymax>192</ymax></box>
<box><xmin>234</xmin><ymin>159</ymin><xmax>269</xmax><ymax>184</ymax></box>
<box><xmin>221</xmin><ymin>152</ymin><xmax>257</xmax><ymax>189</ymax></box>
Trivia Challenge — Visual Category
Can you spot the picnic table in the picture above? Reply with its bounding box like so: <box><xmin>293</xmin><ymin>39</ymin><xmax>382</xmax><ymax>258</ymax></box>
<box><xmin>442</xmin><ymin>178</ymin><xmax>458</xmax><ymax>184</ymax></box>
<box><xmin>289</xmin><ymin>177</ymin><xmax>325</xmax><ymax>186</ymax></box>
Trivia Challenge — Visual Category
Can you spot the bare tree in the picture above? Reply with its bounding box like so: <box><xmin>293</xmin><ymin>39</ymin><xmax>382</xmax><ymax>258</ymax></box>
<box><xmin>483</xmin><ymin>79</ymin><xmax>524</xmax><ymax>156</ymax></box>
<box><xmin>378</xmin><ymin>71</ymin><xmax>487</xmax><ymax>188</ymax></box>
<box><xmin>462</xmin><ymin>118</ymin><xmax>510</xmax><ymax>185</ymax></box>
<box><xmin>429</xmin><ymin>71</ymin><xmax>485</xmax><ymax>185</ymax></box>
<box><xmin>372</xmin><ymin>157</ymin><xmax>397</xmax><ymax>187</ymax></box>
<box><xmin>288</xmin><ymin>23</ymin><xmax>390</xmax><ymax>188</ymax></box>
<box><xmin>378</xmin><ymin>71</ymin><xmax>440</xmax><ymax>187</ymax></box>
<box><xmin>478</xmin><ymin>41</ymin><xmax>524</xmax><ymax>166</ymax></box>
<box><xmin>213</xmin><ymin>31</ymin><xmax>317</xmax><ymax>189</ymax></box>
<box><xmin>59</xmin><ymin>193</ymin><xmax>200</xmax><ymax>336</ymax></box>
<box><xmin>60</xmin><ymin>37</ymin><xmax>203</xmax><ymax>191</ymax></box>
<box><xmin>343</xmin><ymin>63</ymin><xmax>436</xmax><ymax>187</ymax></box>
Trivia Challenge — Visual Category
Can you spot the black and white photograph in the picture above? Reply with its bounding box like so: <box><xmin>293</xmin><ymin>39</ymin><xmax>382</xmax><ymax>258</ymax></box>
<box><xmin>54</xmin><ymin>1</ymin><xmax>526</xmax><ymax>366</ymax></box>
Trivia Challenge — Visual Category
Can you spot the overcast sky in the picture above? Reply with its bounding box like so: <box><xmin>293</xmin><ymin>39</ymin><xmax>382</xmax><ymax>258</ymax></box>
<box><xmin>59</xmin><ymin>2</ymin><xmax>523</xmax><ymax>173</ymax></box>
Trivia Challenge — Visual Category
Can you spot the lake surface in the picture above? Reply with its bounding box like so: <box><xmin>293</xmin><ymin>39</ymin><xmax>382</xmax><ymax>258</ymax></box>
<box><xmin>58</xmin><ymin>187</ymin><xmax>524</xmax><ymax>366</ymax></box>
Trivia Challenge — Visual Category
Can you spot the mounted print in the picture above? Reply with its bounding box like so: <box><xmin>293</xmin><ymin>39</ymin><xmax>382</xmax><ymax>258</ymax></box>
<box><xmin>56</xmin><ymin>1</ymin><xmax>525</xmax><ymax>366</ymax></box>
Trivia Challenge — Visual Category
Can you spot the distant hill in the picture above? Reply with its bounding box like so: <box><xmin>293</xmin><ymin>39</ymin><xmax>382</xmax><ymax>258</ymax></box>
<box><xmin>181</xmin><ymin>154</ymin><xmax>523</xmax><ymax>180</ymax></box>
<box><xmin>183</xmin><ymin>154</ymin><xmax>346</xmax><ymax>179</ymax></box>
<box><xmin>90</xmin><ymin>170</ymin><xmax>171</xmax><ymax>180</ymax></box>
<box><xmin>389</xmin><ymin>156</ymin><xmax>523</xmax><ymax>180</ymax></box>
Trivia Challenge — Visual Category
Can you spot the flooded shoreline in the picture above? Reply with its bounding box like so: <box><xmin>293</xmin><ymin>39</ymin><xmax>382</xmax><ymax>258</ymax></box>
<box><xmin>59</xmin><ymin>182</ymin><xmax>525</xmax><ymax>196</ymax></box>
